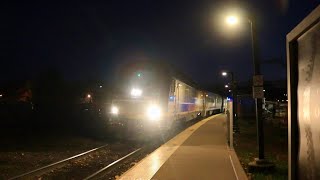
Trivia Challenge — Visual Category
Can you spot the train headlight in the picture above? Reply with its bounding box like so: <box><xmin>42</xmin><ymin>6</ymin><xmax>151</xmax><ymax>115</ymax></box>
<box><xmin>130</xmin><ymin>88</ymin><xmax>142</xmax><ymax>97</ymax></box>
<box><xmin>146</xmin><ymin>105</ymin><xmax>161</xmax><ymax>121</ymax></box>
<box><xmin>111</xmin><ymin>106</ymin><xmax>119</xmax><ymax>115</ymax></box>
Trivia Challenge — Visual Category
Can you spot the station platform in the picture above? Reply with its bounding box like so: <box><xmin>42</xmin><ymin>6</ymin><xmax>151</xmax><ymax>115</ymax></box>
<box><xmin>120</xmin><ymin>114</ymin><xmax>248</xmax><ymax>180</ymax></box>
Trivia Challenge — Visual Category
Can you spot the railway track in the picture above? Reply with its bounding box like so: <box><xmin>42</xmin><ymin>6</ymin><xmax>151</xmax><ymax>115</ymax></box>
<box><xmin>84</xmin><ymin>148</ymin><xmax>142</xmax><ymax>180</ymax></box>
<box><xmin>8</xmin><ymin>143</ymin><xmax>143</xmax><ymax>180</ymax></box>
<box><xmin>8</xmin><ymin>118</ymin><xmax>204</xmax><ymax>179</ymax></box>
<box><xmin>8</xmin><ymin>144</ymin><xmax>109</xmax><ymax>180</ymax></box>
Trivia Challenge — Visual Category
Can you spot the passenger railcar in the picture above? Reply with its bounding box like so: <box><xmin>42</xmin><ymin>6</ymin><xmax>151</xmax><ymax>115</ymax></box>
<box><xmin>109</xmin><ymin>61</ymin><xmax>224</xmax><ymax>131</ymax></box>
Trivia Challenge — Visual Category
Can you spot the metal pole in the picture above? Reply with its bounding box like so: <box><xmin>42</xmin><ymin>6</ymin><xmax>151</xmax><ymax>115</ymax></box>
<box><xmin>231</xmin><ymin>72</ymin><xmax>238</xmax><ymax>132</ymax></box>
<box><xmin>230</xmin><ymin>101</ymin><xmax>234</xmax><ymax>149</ymax></box>
<box><xmin>250</xmin><ymin>18</ymin><xmax>264</xmax><ymax>160</ymax></box>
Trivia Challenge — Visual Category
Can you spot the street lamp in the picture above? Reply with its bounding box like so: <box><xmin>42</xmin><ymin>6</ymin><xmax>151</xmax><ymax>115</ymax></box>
<box><xmin>222</xmin><ymin>72</ymin><xmax>228</xmax><ymax>76</ymax></box>
<box><xmin>224</xmin><ymin>13</ymin><xmax>273</xmax><ymax>170</ymax></box>
<box><xmin>226</xmin><ymin>15</ymin><xmax>239</xmax><ymax>25</ymax></box>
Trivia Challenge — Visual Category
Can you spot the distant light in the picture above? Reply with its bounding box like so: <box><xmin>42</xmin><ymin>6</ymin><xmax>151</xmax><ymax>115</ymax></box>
<box><xmin>206</xmin><ymin>94</ymin><xmax>209</xmax><ymax>97</ymax></box>
<box><xmin>169</xmin><ymin>96</ymin><xmax>174</xmax><ymax>100</ymax></box>
<box><xmin>226</xmin><ymin>16</ymin><xmax>239</xmax><ymax>25</ymax></box>
<box><xmin>178</xmin><ymin>83</ymin><xmax>182</xmax><ymax>87</ymax></box>
<box><xmin>131</xmin><ymin>88</ymin><xmax>142</xmax><ymax>97</ymax></box>
<box><xmin>201</xmin><ymin>94</ymin><xmax>203</xmax><ymax>97</ymax></box>
<box><xmin>0</xmin><ymin>94</ymin><xmax>2</xmax><ymax>97</ymax></box>
<box><xmin>229</xmin><ymin>90</ymin><xmax>232</xmax><ymax>92</ymax></box>
<box><xmin>263</xmin><ymin>89</ymin><xmax>266</xmax><ymax>92</ymax></box>
<box><xmin>225</xmin><ymin>85</ymin><xmax>229</xmax><ymax>88</ymax></box>
<box><xmin>227</xmin><ymin>97</ymin><xmax>231</xmax><ymax>101</ymax></box>
<box><xmin>222</xmin><ymin>72</ymin><xmax>228</xmax><ymax>76</ymax></box>
<box><xmin>286</xmin><ymin>100</ymin><xmax>288</xmax><ymax>102</ymax></box>
<box><xmin>87</xmin><ymin>94</ymin><xmax>91</xmax><ymax>98</ymax></box>
<box><xmin>137</xmin><ymin>73</ymin><xmax>141</xmax><ymax>77</ymax></box>
<box><xmin>99</xmin><ymin>85</ymin><xmax>102</xmax><ymax>88</ymax></box>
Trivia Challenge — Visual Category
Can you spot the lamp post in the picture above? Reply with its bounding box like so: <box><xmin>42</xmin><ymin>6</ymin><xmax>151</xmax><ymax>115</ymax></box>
<box><xmin>225</xmin><ymin>14</ymin><xmax>274</xmax><ymax>170</ymax></box>
<box><xmin>222</xmin><ymin>71</ymin><xmax>239</xmax><ymax>132</ymax></box>
<box><xmin>248</xmin><ymin>16</ymin><xmax>265</xmax><ymax>161</ymax></box>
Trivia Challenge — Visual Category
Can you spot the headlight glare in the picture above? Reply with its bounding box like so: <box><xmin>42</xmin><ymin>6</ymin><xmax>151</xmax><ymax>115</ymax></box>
<box><xmin>131</xmin><ymin>88</ymin><xmax>142</xmax><ymax>97</ymax></box>
<box><xmin>111</xmin><ymin>106</ymin><xmax>119</xmax><ymax>115</ymax></box>
<box><xmin>146</xmin><ymin>105</ymin><xmax>161</xmax><ymax>120</ymax></box>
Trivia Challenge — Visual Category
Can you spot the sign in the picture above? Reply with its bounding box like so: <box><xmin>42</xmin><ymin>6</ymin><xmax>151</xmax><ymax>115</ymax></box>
<box><xmin>253</xmin><ymin>75</ymin><xmax>264</xmax><ymax>86</ymax></box>
<box><xmin>252</xmin><ymin>86</ymin><xmax>264</xmax><ymax>99</ymax></box>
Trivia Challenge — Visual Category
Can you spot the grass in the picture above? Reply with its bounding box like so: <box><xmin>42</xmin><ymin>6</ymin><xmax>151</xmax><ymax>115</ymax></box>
<box><xmin>234</xmin><ymin>117</ymin><xmax>288</xmax><ymax>180</ymax></box>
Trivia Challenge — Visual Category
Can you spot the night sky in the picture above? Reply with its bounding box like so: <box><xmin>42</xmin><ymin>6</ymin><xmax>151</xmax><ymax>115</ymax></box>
<box><xmin>1</xmin><ymin>1</ymin><xmax>319</xmax><ymax>87</ymax></box>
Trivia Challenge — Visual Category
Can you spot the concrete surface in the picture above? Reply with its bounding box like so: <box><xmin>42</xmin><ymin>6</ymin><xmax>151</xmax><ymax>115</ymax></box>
<box><xmin>120</xmin><ymin>114</ymin><xmax>247</xmax><ymax>180</ymax></box>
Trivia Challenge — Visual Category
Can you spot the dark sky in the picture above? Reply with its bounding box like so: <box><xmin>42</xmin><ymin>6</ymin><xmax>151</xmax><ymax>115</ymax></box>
<box><xmin>1</xmin><ymin>1</ymin><xmax>319</xmax><ymax>87</ymax></box>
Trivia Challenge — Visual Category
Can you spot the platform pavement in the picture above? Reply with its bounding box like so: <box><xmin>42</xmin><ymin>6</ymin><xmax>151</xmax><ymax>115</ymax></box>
<box><xmin>120</xmin><ymin>114</ymin><xmax>248</xmax><ymax>180</ymax></box>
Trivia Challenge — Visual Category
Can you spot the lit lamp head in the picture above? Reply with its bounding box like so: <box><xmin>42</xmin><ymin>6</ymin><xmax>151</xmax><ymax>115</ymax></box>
<box><xmin>222</xmin><ymin>72</ymin><xmax>228</xmax><ymax>76</ymax></box>
<box><xmin>226</xmin><ymin>15</ymin><xmax>239</xmax><ymax>25</ymax></box>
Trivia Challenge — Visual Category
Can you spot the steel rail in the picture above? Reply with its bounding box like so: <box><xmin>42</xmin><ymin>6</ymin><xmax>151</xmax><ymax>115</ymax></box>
<box><xmin>9</xmin><ymin>144</ymin><xmax>109</xmax><ymax>180</ymax></box>
<box><xmin>84</xmin><ymin>148</ymin><xmax>142</xmax><ymax>180</ymax></box>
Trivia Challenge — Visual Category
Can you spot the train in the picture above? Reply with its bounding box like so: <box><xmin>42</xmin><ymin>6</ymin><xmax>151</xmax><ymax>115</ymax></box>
<box><xmin>108</xmin><ymin>60</ymin><xmax>225</xmax><ymax>132</ymax></box>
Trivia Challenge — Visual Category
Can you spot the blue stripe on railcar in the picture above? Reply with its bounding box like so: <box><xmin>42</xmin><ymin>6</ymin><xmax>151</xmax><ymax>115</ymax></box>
<box><xmin>180</xmin><ymin>103</ymin><xmax>196</xmax><ymax>112</ymax></box>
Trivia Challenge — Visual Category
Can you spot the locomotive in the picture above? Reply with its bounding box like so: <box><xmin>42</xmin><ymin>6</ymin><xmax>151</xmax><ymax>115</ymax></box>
<box><xmin>108</xmin><ymin>60</ymin><xmax>225</xmax><ymax>132</ymax></box>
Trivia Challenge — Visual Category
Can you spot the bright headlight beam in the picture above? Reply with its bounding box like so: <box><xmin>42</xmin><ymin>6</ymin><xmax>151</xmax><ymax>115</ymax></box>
<box><xmin>147</xmin><ymin>105</ymin><xmax>161</xmax><ymax>121</ymax></box>
<box><xmin>131</xmin><ymin>88</ymin><xmax>142</xmax><ymax>97</ymax></box>
<box><xmin>111</xmin><ymin>106</ymin><xmax>119</xmax><ymax>115</ymax></box>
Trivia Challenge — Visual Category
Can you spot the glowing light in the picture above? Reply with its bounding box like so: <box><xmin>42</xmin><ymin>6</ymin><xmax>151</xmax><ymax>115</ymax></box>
<box><xmin>225</xmin><ymin>85</ymin><xmax>229</xmax><ymax>88</ymax></box>
<box><xmin>0</xmin><ymin>94</ymin><xmax>2</xmax><ymax>97</ymax></box>
<box><xmin>229</xmin><ymin>90</ymin><xmax>232</xmax><ymax>92</ymax></box>
<box><xmin>263</xmin><ymin>89</ymin><xmax>266</xmax><ymax>92</ymax></box>
<box><xmin>111</xmin><ymin>106</ymin><xmax>119</xmax><ymax>115</ymax></box>
<box><xmin>226</xmin><ymin>16</ymin><xmax>238</xmax><ymax>25</ymax></box>
<box><xmin>222</xmin><ymin>72</ymin><xmax>227</xmax><ymax>76</ymax></box>
<box><xmin>131</xmin><ymin>88</ymin><xmax>142</xmax><ymax>97</ymax></box>
<box><xmin>99</xmin><ymin>85</ymin><xmax>102</xmax><ymax>88</ymax></box>
<box><xmin>87</xmin><ymin>94</ymin><xmax>91</xmax><ymax>98</ymax></box>
<box><xmin>137</xmin><ymin>73</ymin><xmax>141</xmax><ymax>77</ymax></box>
<box><xmin>206</xmin><ymin>94</ymin><xmax>209</xmax><ymax>97</ymax></box>
<box><xmin>146</xmin><ymin>105</ymin><xmax>161</xmax><ymax>121</ymax></box>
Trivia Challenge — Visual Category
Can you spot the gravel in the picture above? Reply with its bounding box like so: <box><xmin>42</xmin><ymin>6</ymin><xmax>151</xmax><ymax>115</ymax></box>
<box><xmin>0</xmin><ymin>136</ymin><xmax>107</xmax><ymax>179</ymax></box>
<box><xmin>1</xmin><ymin>118</ymin><xmax>203</xmax><ymax>179</ymax></box>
